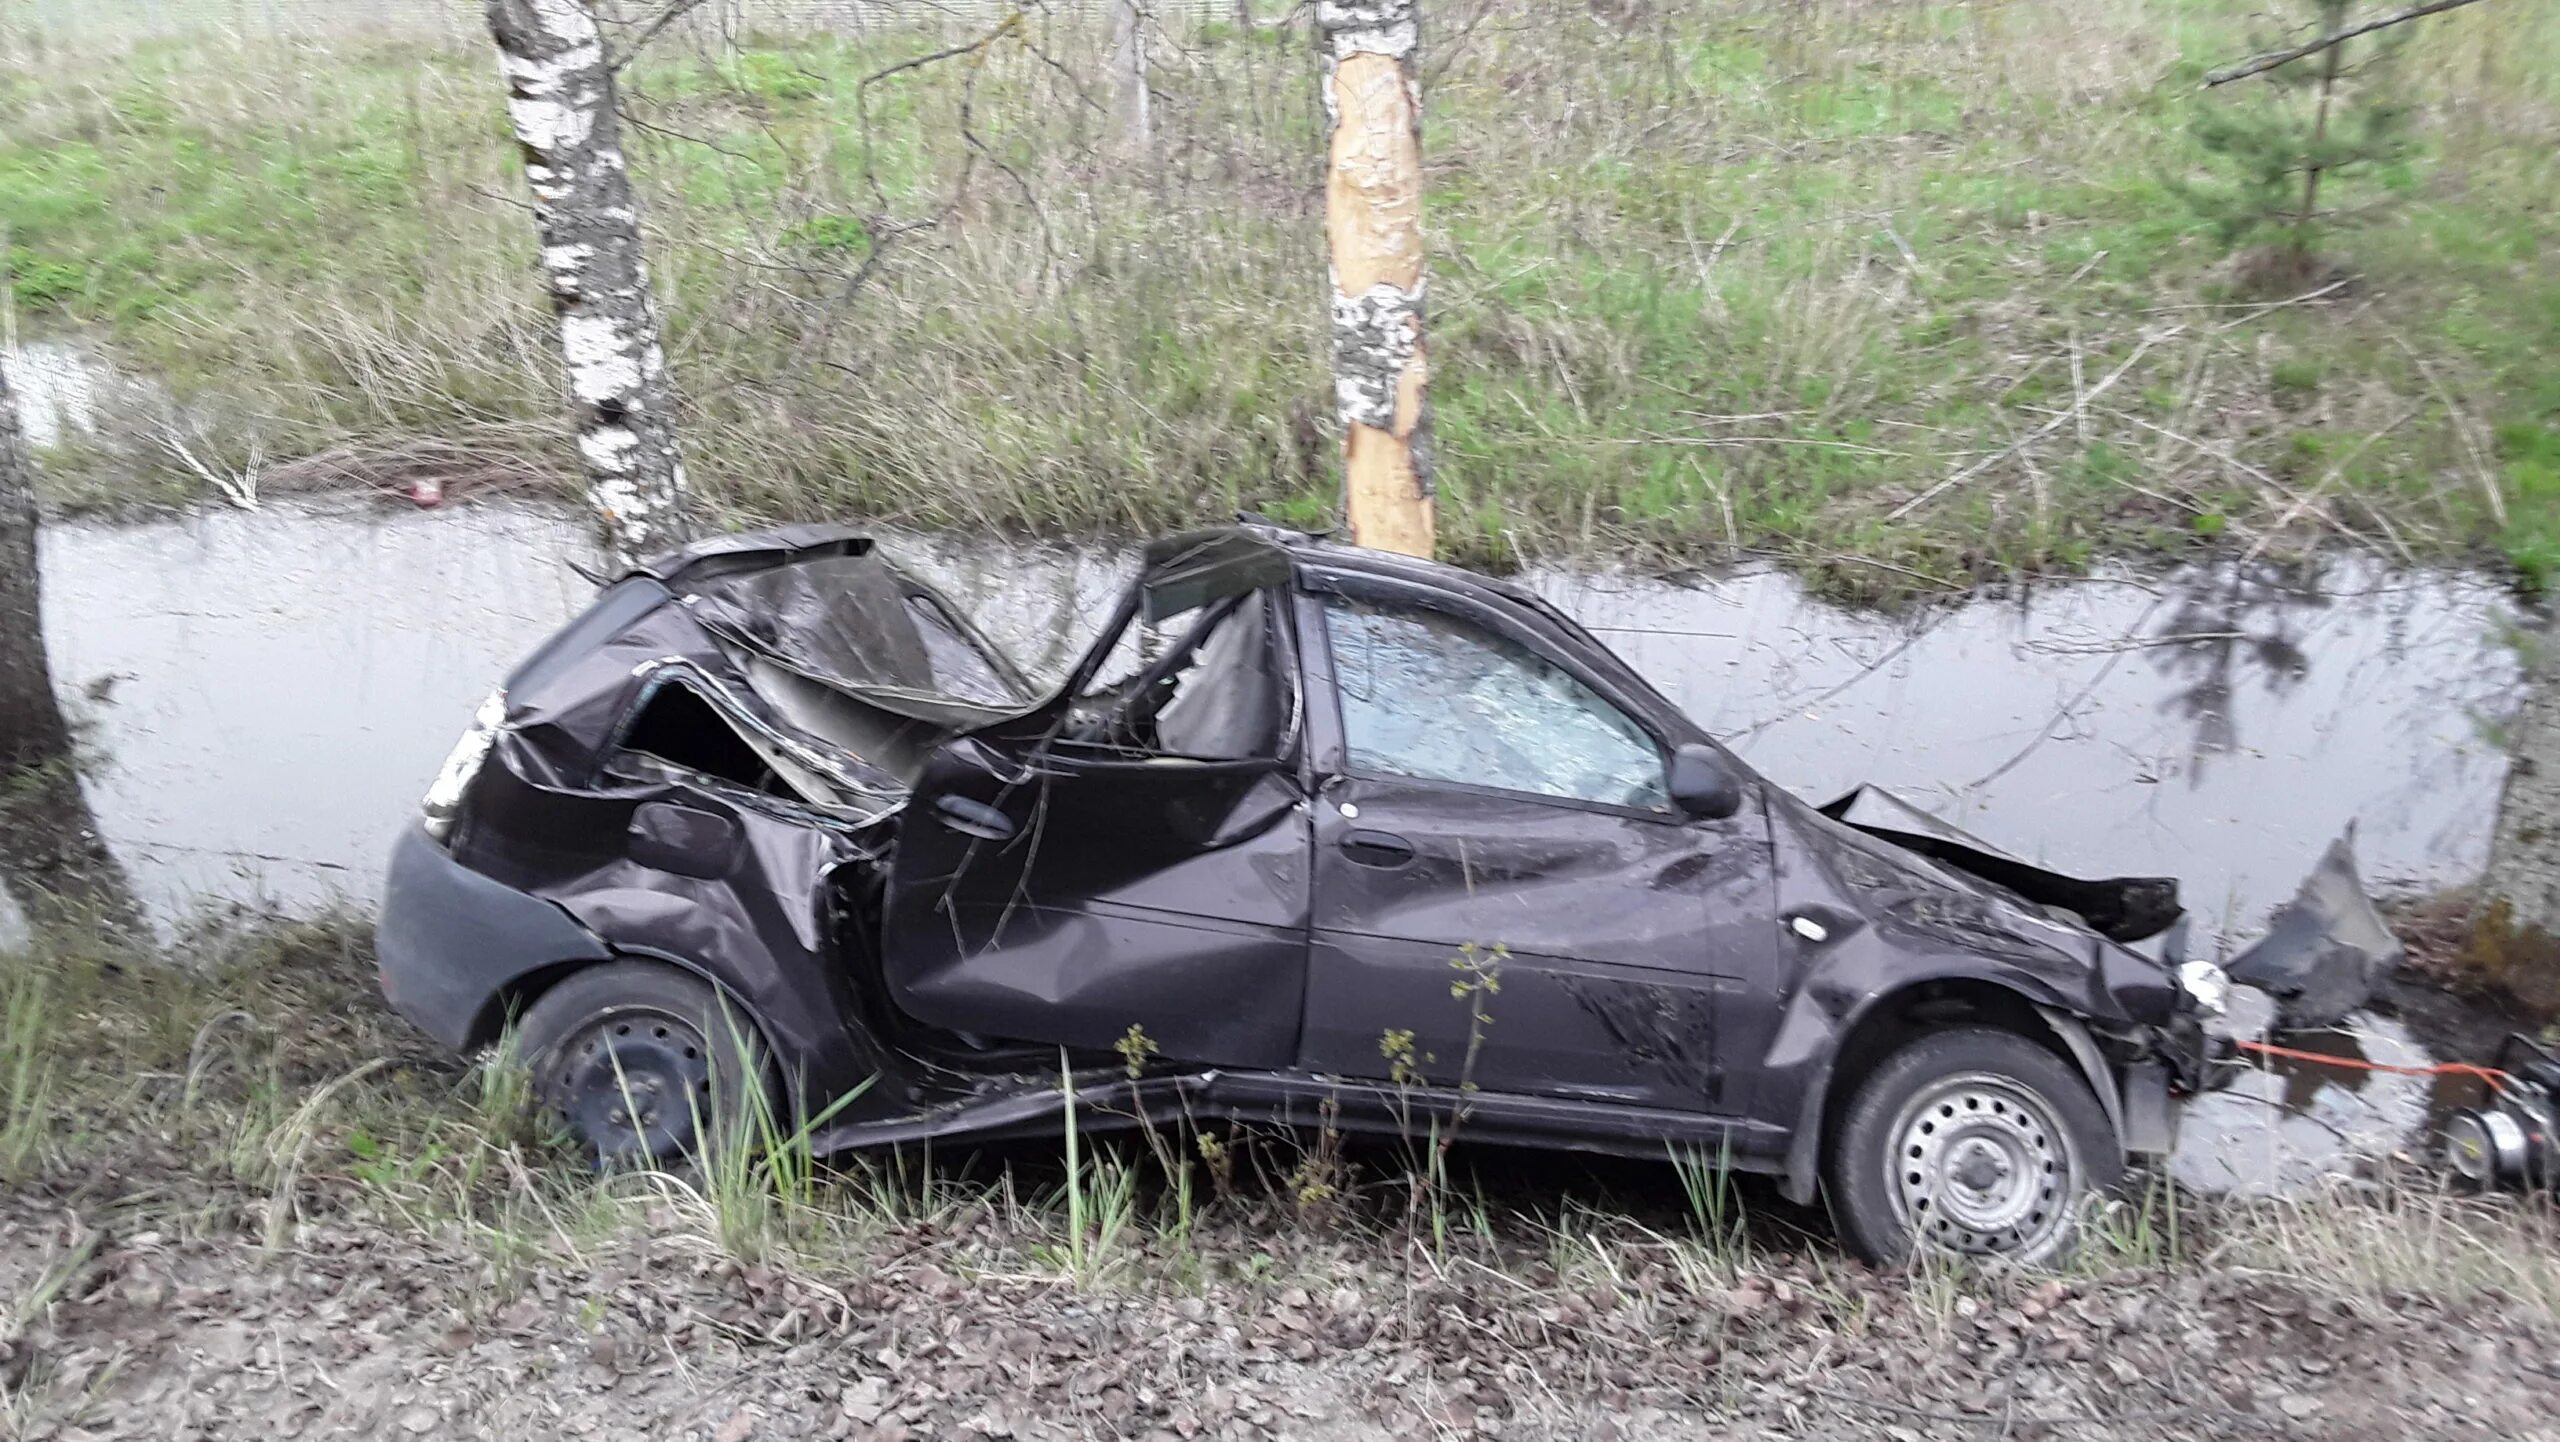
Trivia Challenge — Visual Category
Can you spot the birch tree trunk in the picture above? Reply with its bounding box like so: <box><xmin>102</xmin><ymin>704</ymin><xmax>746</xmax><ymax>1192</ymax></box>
<box><xmin>0</xmin><ymin>357</ymin><xmax>146</xmax><ymax>939</ymax></box>
<box><xmin>1319</xmin><ymin>0</ymin><xmax>1434</xmax><ymax>558</ymax></box>
<box><xmin>1106</xmin><ymin>0</ymin><xmax>1152</xmax><ymax>154</ymax></box>
<box><xmin>488</xmin><ymin>0</ymin><xmax>689</xmax><ymax>566</ymax></box>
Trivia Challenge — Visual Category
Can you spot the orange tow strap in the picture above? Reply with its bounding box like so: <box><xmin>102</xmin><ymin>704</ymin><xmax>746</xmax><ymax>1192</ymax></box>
<box><xmin>2235</xmin><ymin>1038</ymin><xmax>2513</xmax><ymax>1093</ymax></box>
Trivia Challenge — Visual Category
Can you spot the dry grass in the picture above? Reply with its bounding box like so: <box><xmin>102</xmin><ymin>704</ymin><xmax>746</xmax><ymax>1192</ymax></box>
<box><xmin>4</xmin><ymin>1</ymin><xmax>2558</xmax><ymax>594</ymax></box>
<box><xmin>2213</xmin><ymin>1171</ymin><xmax>2560</xmax><ymax>1317</ymax></box>
<box><xmin>0</xmin><ymin>906</ymin><xmax>2554</xmax><ymax>1337</ymax></box>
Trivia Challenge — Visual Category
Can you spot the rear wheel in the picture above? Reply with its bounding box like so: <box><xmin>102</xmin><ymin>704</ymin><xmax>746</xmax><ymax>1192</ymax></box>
<box><xmin>1825</xmin><ymin>1027</ymin><xmax>2120</xmax><ymax>1267</ymax></box>
<box><xmin>515</xmin><ymin>961</ymin><xmax>772</xmax><ymax>1168</ymax></box>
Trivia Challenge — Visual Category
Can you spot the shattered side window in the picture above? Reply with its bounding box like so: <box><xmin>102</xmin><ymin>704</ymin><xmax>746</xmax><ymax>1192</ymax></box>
<box><xmin>1325</xmin><ymin>597</ymin><xmax>1669</xmax><ymax>811</ymax></box>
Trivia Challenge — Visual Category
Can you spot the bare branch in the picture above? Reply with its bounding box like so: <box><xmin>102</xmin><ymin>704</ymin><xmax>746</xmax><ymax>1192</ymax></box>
<box><xmin>2204</xmin><ymin>0</ymin><xmax>2493</xmax><ymax>86</ymax></box>
<box><xmin>608</xmin><ymin>0</ymin><xmax>715</xmax><ymax>74</ymax></box>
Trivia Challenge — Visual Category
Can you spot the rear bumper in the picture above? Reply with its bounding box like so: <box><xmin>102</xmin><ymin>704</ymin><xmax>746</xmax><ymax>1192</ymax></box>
<box><xmin>374</xmin><ymin>825</ymin><xmax>610</xmax><ymax>1050</ymax></box>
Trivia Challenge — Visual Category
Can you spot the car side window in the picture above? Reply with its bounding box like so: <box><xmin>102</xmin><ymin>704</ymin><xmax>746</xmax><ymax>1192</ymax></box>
<box><xmin>1323</xmin><ymin>595</ymin><xmax>1670</xmax><ymax>811</ymax></box>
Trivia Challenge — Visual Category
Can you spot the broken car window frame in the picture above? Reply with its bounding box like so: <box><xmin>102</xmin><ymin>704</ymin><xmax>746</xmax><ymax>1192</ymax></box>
<box><xmin>1297</xmin><ymin>570</ymin><xmax>1690</xmax><ymax>826</ymax></box>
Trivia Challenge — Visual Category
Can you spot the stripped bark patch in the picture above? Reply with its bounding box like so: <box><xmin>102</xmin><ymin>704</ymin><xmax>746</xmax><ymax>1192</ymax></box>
<box><xmin>1321</xmin><ymin>0</ymin><xmax>1434</xmax><ymax>559</ymax></box>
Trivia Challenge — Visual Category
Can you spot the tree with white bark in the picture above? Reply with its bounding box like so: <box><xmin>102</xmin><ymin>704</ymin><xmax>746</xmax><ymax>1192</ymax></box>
<box><xmin>488</xmin><ymin>0</ymin><xmax>691</xmax><ymax>567</ymax></box>
<box><xmin>1106</xmin><ymin>0</ymin><xmax>1152</xmax><ymax>154</ymax></box>
<box><xmin>1318</xmin><ymin>0</ymin><xmax>1434</xmax><ymax>559</ymax></box>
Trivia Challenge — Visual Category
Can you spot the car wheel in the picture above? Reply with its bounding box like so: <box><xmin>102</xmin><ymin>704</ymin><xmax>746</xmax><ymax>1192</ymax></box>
<box><xmin>1825</xmin><ymin>1026</ymin><xmax>2121</xmax><ymax>1267</ymax></box>
<box><xmin>514</xmin><ymin>960</ymin><xmax>772</xmax><ymax>1168</ymax></box>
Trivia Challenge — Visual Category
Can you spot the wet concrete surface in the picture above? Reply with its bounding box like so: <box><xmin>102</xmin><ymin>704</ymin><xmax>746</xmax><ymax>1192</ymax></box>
<box><xmin>27</xmin><ymin>499</ymin><xmax>2529</xmax><ymax>1193</ymax></box>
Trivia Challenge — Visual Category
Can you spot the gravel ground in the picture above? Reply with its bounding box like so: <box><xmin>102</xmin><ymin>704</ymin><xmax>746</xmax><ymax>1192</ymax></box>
<box><xmin>5</xmin><ymin>1175</ymin><xmax>2558</xmax><ymax>1442</ymax></box>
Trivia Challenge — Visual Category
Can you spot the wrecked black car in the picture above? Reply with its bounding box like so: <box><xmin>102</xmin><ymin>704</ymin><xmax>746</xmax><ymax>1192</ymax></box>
<box><xmin>378</xmin><ymin>522</ymin><xmax>2389</xmax><ymax>1263</ymax></box>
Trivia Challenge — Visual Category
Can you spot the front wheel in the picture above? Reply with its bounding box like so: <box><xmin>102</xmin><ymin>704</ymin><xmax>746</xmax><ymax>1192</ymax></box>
<box><xmin>1825</xmin><ymin>1027</ymin><xmax>2121</xmax><ymax>1267</ymax></box>
<box><xmin>514</xmin><ymin>960</ymin><xmax>773</xmax><ymax>1168</ymax></box>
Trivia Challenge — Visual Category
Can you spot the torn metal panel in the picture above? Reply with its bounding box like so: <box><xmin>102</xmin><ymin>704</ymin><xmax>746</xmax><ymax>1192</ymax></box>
<box><xmin>1818</xmin><ymin>785</ymin><xmax>2183</xmax><ymax>943</ymax></box>
<box><xmin>2225</xmin><ymin>831</ymin><xmax>2400</xmax><ymax>1029</ymax></box>
<box><xmin>883</xmin><ymin>739</ymin><xmax>1313</xmax><ymax>1068</ymax></box>
<box><xmin>683</xmin><ymin>551</ymin><xmax>1031</xmax><ymax>721</ymax></box>
<box><xmin>1139</xmin><ymin>527</ymin><xmax>1296</xmax><ymax>622</ymax></box>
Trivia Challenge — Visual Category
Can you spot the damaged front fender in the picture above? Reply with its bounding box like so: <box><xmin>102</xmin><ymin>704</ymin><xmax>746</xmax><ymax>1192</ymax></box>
<box><xmin>2223</xmin><ymin>831</ymin><xmax>2400</xmax><ymax>1030</ymax></box>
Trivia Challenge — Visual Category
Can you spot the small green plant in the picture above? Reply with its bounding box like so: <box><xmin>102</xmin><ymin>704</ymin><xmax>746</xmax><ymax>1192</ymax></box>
<box><xmin>1669</xmin><ymin>1140</ymin><xmax>1750</xmax><ymax>1276</ymax></box>
<box><xmin>1114</xmin><ymin>1023</ymin><xmax>1158</xmax><ymax>1078</ymax></box>
<box><xmin>0</xmin><ymin>973</ymin><xmax>56</xmax><ymax>1182</ymax></box>
<box><xmin>1283</xmin><ymin>1098</ymin><xmax>1345</xmax><ymax>1218</ymax></box>
<box><xmin>1447</xmin><ymin>944</ymin><xmax>1506</xmax><ymax>1097</ymax></box>
<box><xmin>344</xmin><ymin>1126</ymin><xmax>450</xmax><ymax>1192</ymax></box>
<box><xmin>779</xmin><ymin>213</ymin><xmax>873</xmax><ymax>256</ymax></box>
<box><xmin>1378</xmin><ymin>1027</ymin><xmax>1423</xmax><ymax>1085</ymax></box>
<box><xmin>2172</xmin><ymin>0</ymin><xmax>2418</xmax><ymax>285</ymax></box>
<box><xmin>1106</xmin><ymin>1022</ymin><xmax>1199</xmax><ymax>1246</ymax></box>
<box><xmin>686</xmin><ymin>1000</ymin><xmax>871</xmax><ymax>1264</ymax></box>
<box><xmin>7</xmin><ymin>251</ymin><xmax>88</xmax><ymax>308</ymax></box>
<box><xmin>2077</xmin><ymin>1170</ymin><xmax>2183</xmax><ymax>1272</ymax></box>
<box><xmin>1053</xmin><ymin>1051</ymin><xmax>1138</xmax><ymax>1287</ymax></box>
<box><xmin>1193</xmin><ymin>1127</ymin><xmax>1235</xmax><ymax>1201</ymax></box>
<box><xmin>1373</xmin><ymin>945</ymin><xmax>1509</xmax><ymax>1256</ymax></box>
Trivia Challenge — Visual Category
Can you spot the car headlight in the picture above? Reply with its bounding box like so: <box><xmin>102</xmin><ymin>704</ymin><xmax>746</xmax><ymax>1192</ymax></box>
<box><xmin>2177</xmin><ymin>958</ymin><xmax>2230</xmax><ymax>1017</ymax></box>
<box><xmin>421</xmin><ymin>689</ymin><xmax>508</xmax><ymax>844</ymax></box>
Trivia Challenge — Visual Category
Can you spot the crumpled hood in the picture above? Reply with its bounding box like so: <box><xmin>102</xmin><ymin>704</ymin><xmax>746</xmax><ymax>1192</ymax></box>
<box><xmin>1815</xmin><ymin>785</ymin><xmax>2183</xmax><ymax>943</ymax></box>
<box><xmin>1786</xmin><ymin>785</ymin><xmax>2392</xmax><ymax>1030</ymax></box>
<box><xmin>1763</xmin><ymin>786</ymin><xmax>2181</xmax><ymax>1028</ymax></box>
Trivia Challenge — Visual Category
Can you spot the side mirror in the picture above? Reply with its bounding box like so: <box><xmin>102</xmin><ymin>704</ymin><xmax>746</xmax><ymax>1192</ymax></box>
<box><xmin>1667</xmin><ymin>742</ymin><xmax>1743</xmax><ymax>821</ymax></box>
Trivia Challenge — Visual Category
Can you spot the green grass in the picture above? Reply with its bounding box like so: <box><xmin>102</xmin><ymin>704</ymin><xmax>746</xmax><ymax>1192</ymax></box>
<box><xmin>4</xmin><ymin>897</ymin><xmax>2560</xmax><ymax>1342</ymax></box>
<box><xmin>1</xmin><ymin>0</ymin><xmax>2556</xmax><ymax>596</ymax></box>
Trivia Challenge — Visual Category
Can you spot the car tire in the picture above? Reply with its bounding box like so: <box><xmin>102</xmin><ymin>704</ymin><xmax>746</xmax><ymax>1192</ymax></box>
<box><xmin>513</xmin><ymin>960</ymin><xmax>773</xmax><ymax>1168</ymax></box>
<box><xmin>1825</xmin><ymin>1026</ymin><xmax>2122</xmax><ymax>1267</ymax></box>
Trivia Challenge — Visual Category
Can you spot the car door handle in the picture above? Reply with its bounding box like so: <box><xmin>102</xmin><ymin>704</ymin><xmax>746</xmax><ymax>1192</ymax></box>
<box><xmin>1338</xmin><ymin>828</ymin><xmax>1416</xmax><ymax>868</ymax></box>
<box><xmin>935</xmin><ymin>794</ymin><xmax>1016</xmax><ymax>841</ymax></box>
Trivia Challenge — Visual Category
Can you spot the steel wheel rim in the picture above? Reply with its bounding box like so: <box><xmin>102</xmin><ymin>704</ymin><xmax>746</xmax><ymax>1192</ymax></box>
<box><xmin>546</xmin><ymin>1005</ymin><xmax>716</xmax><ymax>1164</ymax></box>
<box><xmin>1886</xmin><ymin>1070</ymin><xmax>2079</xmax><ymax>1259</ymax></box>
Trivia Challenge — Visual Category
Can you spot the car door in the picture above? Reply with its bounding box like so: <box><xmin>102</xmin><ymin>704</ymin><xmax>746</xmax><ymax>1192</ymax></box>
<box><xmin>1294</xmin><ymin>581</ymin><xmax>1782</xmax><ymax>1114</ymax></box>
<box><xmin>880</xmin><ymin>588</ymin><xmax>1313</xmax><ymax>1069</ymax></box>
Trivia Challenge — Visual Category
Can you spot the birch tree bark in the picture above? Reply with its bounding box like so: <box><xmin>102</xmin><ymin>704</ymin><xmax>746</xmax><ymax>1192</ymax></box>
<box><xmin>0</xmin><ymin>357</ymin><xmax>146</xmax><ymax>939</ymax></box>
<box><xmin>1106</xmin><ymin>0</ymin><xmax>1152</xmax><ymax>154</ymax></box>
<box><xmin>1319</xmin><ymin>0</ymin><xmax>1434</xmax><ymax>558</ymax></box>
<box><xmin>489</xmin><ymin>0</ymin><xmax>690</xmax><ymax>566</ymax></box>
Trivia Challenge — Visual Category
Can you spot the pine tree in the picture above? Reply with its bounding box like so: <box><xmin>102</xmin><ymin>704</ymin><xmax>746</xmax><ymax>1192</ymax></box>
<box><xmin>2174</xmin><ymin>0</ymin><xmax>2419</xmax><ymax>287</ymax></box>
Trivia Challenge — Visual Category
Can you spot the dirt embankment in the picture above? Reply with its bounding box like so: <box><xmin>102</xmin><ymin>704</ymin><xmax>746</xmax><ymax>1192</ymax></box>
<box><xmin>3</xmin><ymin>920</ymin><xmax>2559</xmax><ymax>1440</ymax></box>
<box><xmin>6</xmin><ymin>1173</ymin><xmax>2559</xmax><ymax>1442</ymax></box>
